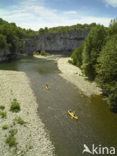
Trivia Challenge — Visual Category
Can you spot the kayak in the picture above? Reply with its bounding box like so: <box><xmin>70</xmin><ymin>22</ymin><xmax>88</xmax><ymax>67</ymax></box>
<box><xmin>45</xmin><ymin>86</ymin><xmax>49</xmax><ymax>90</ymax></box>
<box><xmin>68</xmin><ymin>110</ymin><xmax>78</xmax><ymax>120</ymax></box>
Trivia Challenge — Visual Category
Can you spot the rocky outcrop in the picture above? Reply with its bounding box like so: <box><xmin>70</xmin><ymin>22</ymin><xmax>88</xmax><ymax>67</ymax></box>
<box><xmin>0</xmin><ymin>48</ymin><xmax>13</xmax><ymax>62</ymax></box>
<box><xmin>0</xmin><ymin>30</ymin><xmax>89</xmax><ymax>62</ymax></box>
<box><xmin>24</xmin><ymin>30</ymin><xmax>89</xmax><ymax>55</ymax></box>
<box><xmin>0</xmin><ymin>41</ymin><xmax>22</xmax><ymax>62</ymax></box>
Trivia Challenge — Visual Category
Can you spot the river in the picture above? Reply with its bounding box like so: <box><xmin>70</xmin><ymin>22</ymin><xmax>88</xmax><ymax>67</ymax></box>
<box><xmin>0</xmin><ymin>56</ymin><xmax>117</xmax><ymax>156</ymax></box>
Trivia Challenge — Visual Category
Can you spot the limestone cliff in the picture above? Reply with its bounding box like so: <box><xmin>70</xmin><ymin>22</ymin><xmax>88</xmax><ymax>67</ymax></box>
<box><xmin>24</xmin><ymin>30</ymin><xmax>89</xmax><ymax>55</ymax></box>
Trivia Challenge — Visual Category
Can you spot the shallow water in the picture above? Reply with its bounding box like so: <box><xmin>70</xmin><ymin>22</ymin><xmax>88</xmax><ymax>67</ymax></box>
<box><xmin>0</xmin><ymin>56</ymin><xmax>117</xmax><ymax>156</ymax></box>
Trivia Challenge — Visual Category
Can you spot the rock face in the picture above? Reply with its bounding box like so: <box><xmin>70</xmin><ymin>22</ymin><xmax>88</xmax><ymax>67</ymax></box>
<box><xmin>0</xmin><ymin>30</ymin><xmax>89</xmax><ymax>62</ymax></box>
<box><xmin>24</xmin><ymin>30</ymin><xmax>89</xmax><ymax>55</ymax></box>
<box><xmin>0</xmin><ymin>41</ymin><xmax>22</xmax><ymax>62</ymax></box>
<box><xmin>0</xmin><ymin>48</ymin><xmax>13</xmax><ymax>62</ymax></box>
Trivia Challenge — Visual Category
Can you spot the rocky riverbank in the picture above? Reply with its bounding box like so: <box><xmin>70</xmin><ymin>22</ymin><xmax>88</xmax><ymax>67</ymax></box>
<box><xmin>57</xmin><ymin>57</ymin><xmax>102</xmax><ymax>96</ymax></box>
<box><xmin>0</xmin><ymin>70</ymin><xmax>54</xmax><ymax>156</ymax></box>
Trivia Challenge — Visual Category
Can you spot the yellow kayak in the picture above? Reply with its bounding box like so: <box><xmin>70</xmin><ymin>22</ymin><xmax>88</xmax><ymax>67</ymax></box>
<box><xmin>45</xmin><ymin>86</ymin><xmax>49</xmax><ymax>90</ymax></box>
<box><xmin>68</xmin><ymin>110</ymin><xmax>78</xmax><ymax>120</ymax></box>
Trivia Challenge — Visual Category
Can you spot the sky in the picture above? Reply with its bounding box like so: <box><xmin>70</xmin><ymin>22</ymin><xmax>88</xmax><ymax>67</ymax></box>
<box><xmin>0</xmin><ymin>0</ymin><xmax>117</xmax><ymax>30</ymax></box>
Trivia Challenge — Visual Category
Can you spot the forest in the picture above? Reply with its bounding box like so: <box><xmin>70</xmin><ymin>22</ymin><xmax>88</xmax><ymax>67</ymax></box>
<box><xmin>0</xmin><ymin>18</ymin><xmax>36</xmax><ymax>53</ymax></box>
<box><xmin>71</xmin><ymin>18</ymin><xmax>117</xmax><ymax>112</ymax></box>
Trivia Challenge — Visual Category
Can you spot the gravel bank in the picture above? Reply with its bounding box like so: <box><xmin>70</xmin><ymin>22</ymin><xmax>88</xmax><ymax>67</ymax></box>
<box><xmin>0</xmin><ymin>70</ymin><xmax>54</xmax><ymax>156</ymax></box>
<box><xmin>57</xmin><ymin>57</ymin><xmax>102</xmax><ymax>96</ymax></box>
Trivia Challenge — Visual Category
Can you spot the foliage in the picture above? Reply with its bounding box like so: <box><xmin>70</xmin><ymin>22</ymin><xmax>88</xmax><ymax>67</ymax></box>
<box><xmin>82</xmin><ymin>25</ymin><xmax>106</xmax><ymax>80</ymax></box>
<box><xmin>96</xmin><ymin>35</ymin><xmax>117</xmax><ymax>111</ymax></box>
<box><xmin>0</xmin><ymin>111</ymin><xmax>6</xmax><ymax>118</ymax></box>
<box><xmin>0</xmin><ymin>18</ymin><xmax>36</xmax><ymax>54</ymax></box>
<box><xmin>68</xmin><ymin>59</ymin><xmax>73</xmax><ymax>65</ymax></box>
<box><xmin>33</xmin><ymin>51</ymin><xmax>39</xmax><ymax>55</ymax></box>
<box><xmin>2</xmin><ymin>125</ymin><xmax>8</xmax><ymax>130</ymax></box>
<box><xmin>0</xmin><ymin>105</ymin><xmax>5</xmax><ymax>110</ymax></box>
<box><xmin>71</xmin><ymin>18</ymin><xmax>117</xmax><ymax>111</ymax></box>
<box><xmin>6</xmin><ymin>129</ymin><xmax>18</xmax><ymax>147</ymax></box>
<box><xmin>38</xmin><ymin>23</ymin><xmax>96</xmax><ymax>34</ymax></box>
<box><xmin>109</xmin><ymin>18</ymin><xmax>117</xmax><ymax>35</ymax></box>
<box><xmin>71</xmin><ymin>42</ymin><xmax>84</xmax><ymax>68</ymax></box>
<box><xmin>10</xmin><ymin>99</ymin><xmax>20</xmax><ymax>113</ymax></box>
<box><xmin>40</xmin><ymin>50</ymin><xmax>50</xmax><ymax>56</ymax></box>
<box><xmin>15</xmin><ymin>117</ymin><xmax>26</xmax><ymax>125</ymax></box>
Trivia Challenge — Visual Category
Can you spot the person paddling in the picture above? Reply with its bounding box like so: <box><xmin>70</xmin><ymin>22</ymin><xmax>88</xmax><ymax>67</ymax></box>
<box><xmin>45</xmin><ymin>84</ymin><xmax>49</xmax><ymax>90</ymax></box>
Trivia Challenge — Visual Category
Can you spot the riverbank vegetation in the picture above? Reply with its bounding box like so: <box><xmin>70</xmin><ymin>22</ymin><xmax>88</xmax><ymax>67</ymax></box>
<box><xmin>33</xmin><ymin>50</ymin><xmax>51</xmax><ymax>56</ymax></box>
<box><xmin>71</xmin><ymin>18</ymin><xmax>117</xmax><ymax>112</ymax></box>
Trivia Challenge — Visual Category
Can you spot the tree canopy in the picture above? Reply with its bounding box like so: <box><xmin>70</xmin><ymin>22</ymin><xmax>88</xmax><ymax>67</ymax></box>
<box><xmin>71</xmin><ymin>18</ymin><xmax>117</xmax><ymax>111</ymax></box>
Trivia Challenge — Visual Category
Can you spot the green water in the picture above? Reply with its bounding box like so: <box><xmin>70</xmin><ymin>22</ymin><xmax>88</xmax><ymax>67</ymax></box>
<box><xmin>0</xmin><ymin>56</ymin><xmax>117</xmax><ymax>156</ymax></box>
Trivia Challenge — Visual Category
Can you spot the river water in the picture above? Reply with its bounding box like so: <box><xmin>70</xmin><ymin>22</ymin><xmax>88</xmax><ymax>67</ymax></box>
<box><xmin>0</xmin><ymin>56</ymin><xmax>117</xmax><ymax>156</ymax></box>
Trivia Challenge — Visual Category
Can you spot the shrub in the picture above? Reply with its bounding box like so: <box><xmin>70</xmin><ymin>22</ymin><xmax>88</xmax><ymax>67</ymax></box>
<box><xmin>6</xmin><ymin>135</ymin><xmax>17</xmax><ymax>147</ymax></box>
<box><xmin>33</xmin><ymin>51</ymin><xmax>39</xmax><ymax>55</ymax></box>
<box><xmin>10</xmin><ymin>99</ymin><xmax>20</xmax><ymax>113</ymax></box>
<box><xmin>40</xmin><ymin>50</ymin><xmax>50</xmax><ymax>56</ymax></box>
<box><xmin>68</xmin><ymin>59</ymin><xmax>73</xmax><ymax>64</ymax></box>
<box><xmin>15</xmin><ymin>117</ymin><xmax>26</xmax><ymax>125</ymax></box>
<box><xmin>0</xmin><ymin>105</ymin><xmax>5</xmax><ymax>110</ymax></box>
<box><xmin>9</xmin><ymin>129</ymin><xmax>18</xmax><ymax>136</ymax></box>
<box><xmin>2</xmin><ymin>125</ymin><xmax>8</xmax><ymax>130</ymax></box>
<box><xmin>5</xmin><ymin>129</ymin><xmax>18</xmax><ymax>147</ymax></box>
<box><xmin>71</xmin><ymin>42</ymin><xmax>84</xmax><ymax>68</ymax></box>
<box><xmin>0</xmin><ymin>111</ymin><xmax>6</xmax><ymax>118</ymax></box>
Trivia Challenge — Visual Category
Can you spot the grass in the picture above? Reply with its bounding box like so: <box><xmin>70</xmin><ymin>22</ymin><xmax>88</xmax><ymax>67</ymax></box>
<box><xmin>9</xmin><ymin>129</ymin><xmax>18</xmax><ymax>136</ymax></box>
<box><xmin>10</xmin><ymin>99</ymin><xmax>20</xmax><ymax>113</ymax></box>
<box><xmin>5</xmin><ymin>135</ymin><xmax>17</xmax><ymax>147</ymax></box>
<box><xmin>2</xmin><ymin>125</ymin><xmax>8</xmax><ymax>130</ymax></box>
<box><xmin>0</xmin><ymin>111</ymin><xmax>6</xmax><ymax>118</ymax></box>
<box><xmin>0</xmin><ymin>105</ymin><xmax>5</xmax><ymax>110</ymax></box>
<box><xmin>15</xmin><ymin>117</ymin><xmax>26</xmax><ymax>125</ymax></box>
<box><xmin>5</xmin><ymin>129</ymin><xmax>18</xmax><ymax>147</ymax></box>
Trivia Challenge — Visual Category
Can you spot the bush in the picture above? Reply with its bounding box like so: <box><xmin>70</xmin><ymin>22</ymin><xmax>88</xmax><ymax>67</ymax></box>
<box><xmin>6</xmin><ymin>135</ymin><xmax>17</xmax><ymax>147</ymax></box>
<box><xmin>2</xmin><ymin>125</ymin><xmax>8</xmax><ymax>130</ymax></box>
<box><xmin>40</xmin><ymin>50</ymin><xmax>50</xmax><ymax>56</ymax></box>
<box><xmin>68</xmin><ymin>59</ymin><xmax>73</xmax><ymax>64</ymax></box>
<box><xmin>15</xmin><ymin>117</ymin><xmax>26</xmax><ymax>125</ymax></box>
<box><xmin>0</xmin><ymin>105</ymin><xmax>5</xmax><ymax>110</ymax></box>
<box><xmin>33</xmin><ymin>51</ymin><xmax>39</xmax><ymax>55</ymax></box>
<box><xmin>71</xmin><ymin>42</ymin><xmax>84</xmax><ymax>68</ymax></box>
<box><xmin>10</xmin><ymin>99</ymin><xmax>20</xmax><ymax>113</ymax></box>
<box><xmin>9</xmin><ymin>129</ymin><xmax>18</xmax><ymax>136</ymax></box>
<box><xmin>0</xmin><ymin>111</ymin><xmax>6</xmax><ymax>118</ymax></box>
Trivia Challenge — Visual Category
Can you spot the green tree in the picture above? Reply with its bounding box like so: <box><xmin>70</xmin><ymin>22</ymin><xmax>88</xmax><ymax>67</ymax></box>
<box><xmin>71</xmin><ymin>42</ymin><xmax>84</xmax><ymax>67</ymax></box>
<box><xmin>82</xmin><ymin>25</ymin><xmax>106</xmax><ymax>80</ymax></box>
<box><xmin>96</xmin><ymin>35</ymin><xmax>117</xmax><ymax>111</ymax></box>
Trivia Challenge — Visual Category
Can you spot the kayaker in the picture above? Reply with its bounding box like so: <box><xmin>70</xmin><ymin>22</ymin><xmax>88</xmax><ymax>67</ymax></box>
<box><xmin>46</xmin><ymin>84</ymin><xmax>48</xmax><ymax>89</ymax></box>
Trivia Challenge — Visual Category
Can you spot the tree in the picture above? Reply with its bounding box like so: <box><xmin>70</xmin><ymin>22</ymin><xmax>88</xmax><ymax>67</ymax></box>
<box><xmin>71</xmin><ymin>42</ymin><xmax>84</xmax><ymax>68</ymax></box>
<box><xmin>96</xmin><ymin>35</ymin><xmax>117</xmax><ymax>111</ymax></box>
<box><xmin>82</xmin><ymin>25</ymin><xmax>106</xmax><ymax>80</ymax></box>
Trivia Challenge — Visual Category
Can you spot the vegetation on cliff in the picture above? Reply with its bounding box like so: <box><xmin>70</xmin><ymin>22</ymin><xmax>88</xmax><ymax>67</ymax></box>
<box><xmin>71</xmin><ymin>18</ymin><xmax>117</xmax><ymax>112</ymax></box>
<box><xmin>38</xmin><ymin>23</ymin><xmax>96</xmax><ymax>34</ymax></box>
<box><xmin>0</xmin><ymin>18</ymin><xmax>36</xmax><ymax>54</ymax></box>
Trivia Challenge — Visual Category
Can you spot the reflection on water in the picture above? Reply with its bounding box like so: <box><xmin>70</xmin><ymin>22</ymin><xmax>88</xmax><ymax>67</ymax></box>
<box><xmin>0</xmin><ymin>56</ymin><xmax>117</xmax><ymax>156</ymax></box>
